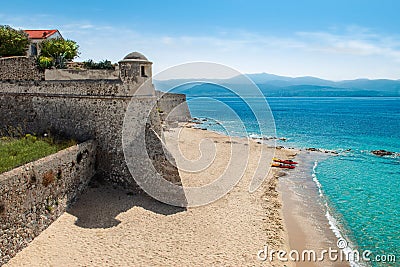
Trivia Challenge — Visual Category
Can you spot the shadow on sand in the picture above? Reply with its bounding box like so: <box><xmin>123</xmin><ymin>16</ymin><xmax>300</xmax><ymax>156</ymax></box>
<box><xmin>67</xmin><ymin>181</ymin><xmax>187</xmax><ymax>229</ymax></box>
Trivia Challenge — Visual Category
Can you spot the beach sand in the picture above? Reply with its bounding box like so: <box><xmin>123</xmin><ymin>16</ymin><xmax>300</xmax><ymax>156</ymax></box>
<box><xmin>6</xmin><ymin>126</ymin><xmax>298</xmax><ymax>266</ymax></box>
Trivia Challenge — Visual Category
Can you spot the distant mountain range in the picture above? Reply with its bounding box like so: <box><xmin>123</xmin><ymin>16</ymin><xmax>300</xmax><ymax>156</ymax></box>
<box><xmin>154</xmin><ymin>73</ymin><xmax>400</xmax><ymax>97</ymax></box>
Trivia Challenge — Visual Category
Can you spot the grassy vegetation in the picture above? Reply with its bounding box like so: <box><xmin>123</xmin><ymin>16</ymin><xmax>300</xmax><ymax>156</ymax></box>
<box><xmin>0</xmin><ymin>134</ymin><xmax>76</xmax><ymax>174</ymax></box>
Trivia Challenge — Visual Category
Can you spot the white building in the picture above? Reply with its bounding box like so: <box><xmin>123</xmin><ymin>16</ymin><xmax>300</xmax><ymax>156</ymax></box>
<box><xmin>24</xmin><ymin>30</ymin><xmax>63</xmax><ymax>56</ymax></box>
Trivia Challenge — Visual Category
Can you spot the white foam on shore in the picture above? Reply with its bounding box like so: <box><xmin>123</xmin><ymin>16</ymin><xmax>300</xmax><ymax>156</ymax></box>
<box><xmin>311</xmin><ymin>160</ymin><xmax>323</xmax><ymax>197</ymax></box>
<box><xmin>311</xmin><ymin>160</ymin><xmax>363</xmax><ymax>267</ymax></box>
<box><xmin>248</xmin><ymin>133</ymin><xmax>262</xmax><ymax>139</ymax></box>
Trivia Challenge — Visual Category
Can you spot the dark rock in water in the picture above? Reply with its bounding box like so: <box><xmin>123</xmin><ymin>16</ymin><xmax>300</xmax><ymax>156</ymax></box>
<box><xmin>191</xmin><ymin>118</ymin><xmax>201</xmax><ymax>124</ymax></box>
<box><xmin>371</xmin><ymin>150</ymin><xmax>394</xmax><ymax>156</ymax></box>
<box><xmin>261</xmin><ymin>136</ymin><xmax>287</xmax><ymax>141</ymax></box>
<box><xmin>224</xmin><ymin>140</ymin><xmax>239</xmax><ymax>144</ymax></box>
<box><xmin>305</xmin><ymin>147</ymin><xmax>340</xmax><ymax>154</ymax></box>
<box><xmin>201</xmin><ymin>118</ymin><xmax>207</xmax><ymax>122</ymax></box>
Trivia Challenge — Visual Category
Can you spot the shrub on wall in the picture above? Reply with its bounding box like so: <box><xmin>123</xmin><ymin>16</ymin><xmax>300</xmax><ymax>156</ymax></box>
<box><xmin>83</xmin><ymin>59</ymin><xmax>114</xmax><ymax>70</ymax></box>
<box><xmin>0</xmin><ymin>25</ymin><xmax>29</xmax><ymax>57</ymax></box>
<box><xmin>37</xmin><ymin>56</ymin><xmax>54</xmax><ymax>69</ymax></box>
<box><xmin>39</xmin><ymin>38</ymin><xmax>79</xmax><ymax>68</ymax></box>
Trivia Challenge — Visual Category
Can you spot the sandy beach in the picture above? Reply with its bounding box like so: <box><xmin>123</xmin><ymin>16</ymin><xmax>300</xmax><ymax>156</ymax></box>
<box><xmin>6</xmin><ymin>126</ymin><xmax>299</xmax><ymax>266</ymax></box>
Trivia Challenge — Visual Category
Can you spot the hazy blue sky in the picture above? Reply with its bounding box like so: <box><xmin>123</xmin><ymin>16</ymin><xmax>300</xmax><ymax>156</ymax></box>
<box><xmin>2</xmin><ymin>0</ymin><xmax>400</xmax><ymax>80</ymax></box>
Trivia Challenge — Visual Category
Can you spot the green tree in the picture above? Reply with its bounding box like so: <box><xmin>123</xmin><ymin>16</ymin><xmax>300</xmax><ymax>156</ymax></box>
<box><xmin>0</xmin><ymin>25</ymin><xmax>29</xmax><ymax>57</ymax></box>
<box><xmin>40</xmin><ymin>38</ymin><xmax>79</xmax><ymax>68</ymax></box>
<box><xmin>83</xmin><ymin>59</ymin><xmax>114</xmax><ymax>70</ymax></box>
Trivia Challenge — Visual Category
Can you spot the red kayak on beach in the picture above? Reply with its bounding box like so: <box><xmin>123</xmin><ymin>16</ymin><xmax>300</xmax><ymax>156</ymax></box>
<box><xmin>273</xmin><ymin>158</ymin><xmax>298</xmax><ymax>164</ymax></box>
<box><xmin>271</xmin><ymin>163</ymin><xmax>296</xmax><ymax>169</ymax></box>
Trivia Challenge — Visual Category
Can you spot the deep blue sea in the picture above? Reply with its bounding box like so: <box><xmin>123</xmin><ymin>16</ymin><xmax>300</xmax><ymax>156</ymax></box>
<box><xmin>184</xmin><ymin>96</ymin><xmax>399</xmax><ymax>267</ymax></box>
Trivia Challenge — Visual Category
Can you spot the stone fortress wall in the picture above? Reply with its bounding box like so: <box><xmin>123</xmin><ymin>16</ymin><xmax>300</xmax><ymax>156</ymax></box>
<box><xmin>0</xmin><ymin>52</ymin><xmax>191</xmax><ymax>187</ymax></box>
<box><xmin>44</xmin><ymin>68</ymin><xmax>120</xmax><ymax>80</ymax></box>
<box><xmin>0</xmin><ymin>140</ymin><xmax>96</xmax><ymax>265</ymax></box>
<box><xmin>0</xmin><ymin>52</ymin><xmax>191</xmax><ymax>264</ymax></box>
<box><xmin>156</xmin><ymin>91</ymin><xmax>191</xmax><ymax>123</ymax></box>
<box><xmin>0</xmin><ymin>56</ymin><xmax>44</xmax><ymax>81</ymax></box>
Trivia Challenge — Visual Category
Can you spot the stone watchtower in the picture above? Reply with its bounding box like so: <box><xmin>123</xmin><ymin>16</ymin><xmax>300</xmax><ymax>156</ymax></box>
<box><xmin>119</xmin><ymin>52</ymin><xmax>154</xmax><ymax>95</ymax></box>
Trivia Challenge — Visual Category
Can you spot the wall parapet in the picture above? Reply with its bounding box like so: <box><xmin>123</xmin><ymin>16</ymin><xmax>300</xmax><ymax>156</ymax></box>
<box><xmin>156</xmin><ymin>91</ymin><xmax>192</xmax><ymax>122</ymax></box>
<box><xmin>0</xmin><ymin>140</ymin><xmax>96</xmax><ymax>265</ymax></box>
<box><xmin>45</xmin><ymin>69</ymin><xmax>120</xmax><ymax>81</ymax></box>
<box><xmin>0</xmin><ymin>57</ymin><xmax>44</xmax><ymax>81</ymax></box>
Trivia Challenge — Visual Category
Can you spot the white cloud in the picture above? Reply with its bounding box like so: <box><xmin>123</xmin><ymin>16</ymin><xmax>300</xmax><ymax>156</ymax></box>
<box><xmin>296</xmin><ymin>29</ymin><xmax>400</xmax><ymax>61</ymax></box>
<box><xmin>2</xmin><ymin>13</ymin><xmax>400</xmax><ymax>80</ymax></box>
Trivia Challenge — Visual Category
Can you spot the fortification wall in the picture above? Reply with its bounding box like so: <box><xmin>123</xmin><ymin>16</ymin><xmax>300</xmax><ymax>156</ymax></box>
<box><xmin>0</xmin><ymin>140</ymin><xmax>96</xmax><ymax>265</ymax></box>
<box><xmin>45</xmin><ymin>69</ymin><xmax>119</xmax><ymax>81</ymax></box>
<box><xmin>0</xmin><ymin>57</ymin><xmax>44</xmax><ymax>81</ymax></box>
<box><xmin>0</xmin><ymin>52</ymin><xmax>188</xmax><ymax>264</ymax></box>
<box><xmin>0</xmin><ymin>81</ymin><xmax>181</xmax><ymax>189</ymax></box>
<box><xmin>156</xmin><ymin>92</ymin><xmax>191</xmax><ymax>122</ymax></box>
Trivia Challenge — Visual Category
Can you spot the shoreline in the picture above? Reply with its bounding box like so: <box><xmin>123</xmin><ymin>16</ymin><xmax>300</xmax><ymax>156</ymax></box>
<box><xmin>189</xmin><ymin>124</ymin><xmax>352</xmax><ymax>266</ymax></box>
<box><xmin>278</xmin><ymin>152</ymin><xmax>349</xmax><ymax>267</ymax></box>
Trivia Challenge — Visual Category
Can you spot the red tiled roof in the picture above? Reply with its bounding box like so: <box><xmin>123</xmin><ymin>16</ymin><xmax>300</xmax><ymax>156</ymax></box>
<box><xmin>24</xmin><ymin>30</ymin><xmax>60</xmax><ymax>39</ymax></box>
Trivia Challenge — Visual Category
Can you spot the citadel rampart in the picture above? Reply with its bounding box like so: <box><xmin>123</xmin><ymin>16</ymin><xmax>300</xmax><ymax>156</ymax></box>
<box><xmin>0</xmin><ymin>52</ymin><xmax>191</xmax><ymax>264</ymax></box>
<box><xmin>0</xmin><ymin>52</ymin><xmax>190</xmax><ymax>187</ymax></box>
<box><xmin>0</xmin><ymin>81</ymin><xmax>157</xmax><ymax>187</ymax></box>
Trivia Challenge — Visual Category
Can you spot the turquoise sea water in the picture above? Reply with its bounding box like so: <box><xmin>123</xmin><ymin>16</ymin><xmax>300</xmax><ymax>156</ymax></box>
<box><xmin>185</xmin><ymin>96</ymin><xmax>399</xmax><ymax>266</ymax></box>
